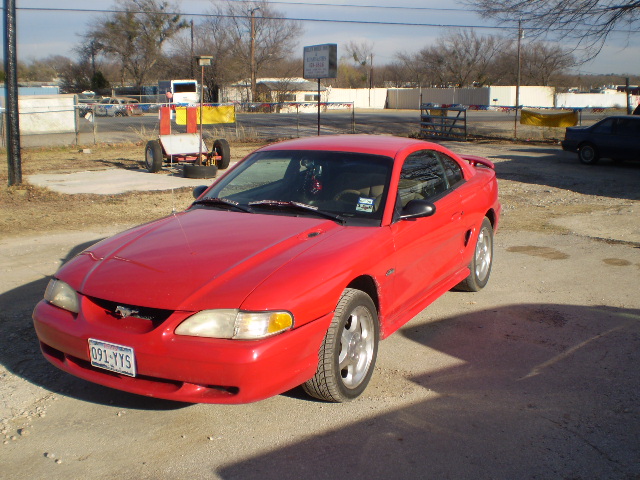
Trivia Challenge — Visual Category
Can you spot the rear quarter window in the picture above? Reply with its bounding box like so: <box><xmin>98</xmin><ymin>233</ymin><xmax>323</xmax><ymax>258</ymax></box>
<box><xmin>438</xmin><ymin>153</ymin><xmax>465</xmax><ymax>187</ymax></box>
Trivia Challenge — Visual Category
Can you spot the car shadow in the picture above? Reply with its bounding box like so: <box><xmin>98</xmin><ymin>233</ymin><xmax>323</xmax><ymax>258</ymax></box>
<box><xmin>489</xmin><ymin>144</ymin><xmax>640</xmax><ymax>201</ymax></box>
<box><xmin>216</xmin><ymin>303</ymin><xmax>640</xmax><ymax>479</ymax></box>
<box><xmin>0</xmin><ymin>239</ymin><xmax>189</xmax><ymax>411</ymax></box>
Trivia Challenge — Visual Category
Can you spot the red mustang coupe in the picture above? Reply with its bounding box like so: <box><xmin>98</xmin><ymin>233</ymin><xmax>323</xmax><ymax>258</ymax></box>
<box><xmin>33</xmin><ymin>135</ymin><xmax>500</xmax><ymax>404</ymax></box>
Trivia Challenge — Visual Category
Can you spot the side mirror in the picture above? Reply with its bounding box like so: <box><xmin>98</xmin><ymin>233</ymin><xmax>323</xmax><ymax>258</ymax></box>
<box><xmin>193</xmin><ymin>185</ymin><xmax>208</xmax><ymax>199</ymax></box>
<box><xmin>400</xmin><ymin>200</ymin><xmax>436</xmax><ymax>220</ymax></box>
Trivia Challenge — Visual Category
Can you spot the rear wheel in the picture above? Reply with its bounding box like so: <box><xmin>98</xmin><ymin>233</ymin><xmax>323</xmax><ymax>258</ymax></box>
<box><xmin>578</xmin><ymin>143</ymin><xmax>599</xmax><ymax>165</ymax></box>
<box><xmin>212</xmin><ymin>139</ymin><xmax>231</xmax><ymax>169</ymax></box>
<box><xmin>145</xmin><ymin>140</ymin><xmax>164</xmax><ymax>173</ymax></box>
<box><xmin>303</xmin><ymin>289</ymin><xmax>378</xmax><ymax>402</ymax></box>
<box><xmin>456</xmin><ymin>217</ymin><xmax>493</xmax><ymax>292</ymax></box>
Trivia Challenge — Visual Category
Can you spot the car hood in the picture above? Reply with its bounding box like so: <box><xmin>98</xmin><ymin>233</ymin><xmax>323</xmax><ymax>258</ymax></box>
<box><xmin>56</xmin><ymin>209</ymin><xmax>344</xmax><ymax>311</ymax></box>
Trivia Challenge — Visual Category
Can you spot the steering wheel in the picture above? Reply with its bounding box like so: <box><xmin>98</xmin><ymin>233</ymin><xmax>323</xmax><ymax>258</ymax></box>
<box><xmin>334</xmin><ymin>189</ymin><xmax>362</xmax><ymax>202</ymax></box>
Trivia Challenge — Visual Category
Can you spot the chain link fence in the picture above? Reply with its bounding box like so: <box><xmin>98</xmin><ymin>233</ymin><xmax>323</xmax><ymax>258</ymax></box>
<box><xmin>2</xmin><ymin>101</ymin><xmax>362</xmax><ymax>148</ymax></box>
<box><xmin>1</xmin><ymin>99</ymin><xmax>624</xmax><ymax>149</ymax></box>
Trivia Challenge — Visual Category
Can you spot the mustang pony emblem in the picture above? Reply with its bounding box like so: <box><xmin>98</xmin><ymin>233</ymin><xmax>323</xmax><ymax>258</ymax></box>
<box><xmin>115</xmin><ymin>306</ymin><xmax>139</xmax><ymax>318</ymax></box>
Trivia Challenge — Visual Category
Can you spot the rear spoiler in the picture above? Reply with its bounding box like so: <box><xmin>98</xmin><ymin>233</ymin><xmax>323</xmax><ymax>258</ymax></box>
<box><xmin>460</xmin><ymin>155</ymin><xmax>495</xmax><ymax>170</ymax></box>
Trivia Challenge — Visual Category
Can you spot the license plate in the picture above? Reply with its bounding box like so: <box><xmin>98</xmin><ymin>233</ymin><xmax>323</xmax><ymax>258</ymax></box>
<box><xmin>89</xmin><ymin>339</ymin><xmax>136</xmax><ymax>377</ymax></box>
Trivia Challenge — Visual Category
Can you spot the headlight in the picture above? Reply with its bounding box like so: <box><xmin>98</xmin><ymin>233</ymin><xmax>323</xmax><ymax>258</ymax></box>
<box><xmin>44</xmin><ymin>278</ymin><xmax>80</xmax><ymax>314</ymax></box>
<box><xmin>175</xmin><ymin>309</ymin><xmax>293</xmax><ymax>340</ymax></box>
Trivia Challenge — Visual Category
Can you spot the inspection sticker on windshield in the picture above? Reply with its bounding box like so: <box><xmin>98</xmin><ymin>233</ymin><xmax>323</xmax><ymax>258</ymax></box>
<box><xmin>356</xmin><ymin>197</ymin><xmax>374</xmax><ymax>213</ymax></box>
<box><xmin>89</xmin><ymin>339</ymin><xmax>136</xmax><ymax>377</ymax></box>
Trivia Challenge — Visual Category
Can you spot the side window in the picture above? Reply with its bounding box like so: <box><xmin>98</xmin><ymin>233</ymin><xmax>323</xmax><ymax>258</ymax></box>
<box><xmin>592</xmin><ymin>119</ymin><xmax>614</xmax><ymax>134</ymax></box>
<box><xmin>614</xmin><ymin>118</ymin><xmax>640</xmax><ymax>136</ymax></box>
<box><xmin>438</xmin><ymin>153</ymin><xmax>464</xmax><ymax>188</ymax></box>
<box><xmin>398</xmin><ymin>150</ymin><xmax>447</xmax><ymax>206</ymax></box>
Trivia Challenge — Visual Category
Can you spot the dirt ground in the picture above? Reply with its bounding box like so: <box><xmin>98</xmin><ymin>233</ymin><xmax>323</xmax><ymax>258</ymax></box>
<box><xmin>1</xmin><ymin>138</ymin><xmax>639</xmax><ymax>479</ymax></box>
<box><xmin>0</xmin><ymin>141</ymin><xmax>265</xmax><ymax>238</ymax></box>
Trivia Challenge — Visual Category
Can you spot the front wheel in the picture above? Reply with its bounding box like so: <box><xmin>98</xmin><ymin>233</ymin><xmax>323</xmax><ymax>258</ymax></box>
<box><xmin>456</xmin><ymin>217</ymin><xmax>494</xmax><ymax>292</ymax></box>
<box><xmin>303</xmin><ymin>289</ymin><xmax>379</xmax><ymax>402</ymax></box>
<box><xmin>578</xmin><ymin>143</ymin><xmax>599</xmax><ymax>165</ymax></box>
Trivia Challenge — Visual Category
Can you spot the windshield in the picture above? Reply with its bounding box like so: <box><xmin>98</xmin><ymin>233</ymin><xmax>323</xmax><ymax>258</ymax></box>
<box><xmin>204</xmin><ymin>149</ymin><xmax>393</xmax><ymax>226</ymax></box>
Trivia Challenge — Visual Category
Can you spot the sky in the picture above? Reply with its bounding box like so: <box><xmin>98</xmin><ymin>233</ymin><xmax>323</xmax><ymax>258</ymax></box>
<box><xmin>4</xmin><ymin>0</ymin><xmax>639</xmax><ymax>77</ymax></box>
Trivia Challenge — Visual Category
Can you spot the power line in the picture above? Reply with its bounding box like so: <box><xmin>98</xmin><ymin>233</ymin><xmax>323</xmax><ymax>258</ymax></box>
<box><xmin>7</xmin><ymin>6</ymin><xmax>539</xmax><ymax>32</ymax></box>
<box><xmin>12</xmin><ymin>5</ymin><xmax>636</xmax><ymax>34</ymax></box>
<box><xmin>210</xmin><ymin>0</ymin><xmax>473</xmax><ymax>13</ymax></box>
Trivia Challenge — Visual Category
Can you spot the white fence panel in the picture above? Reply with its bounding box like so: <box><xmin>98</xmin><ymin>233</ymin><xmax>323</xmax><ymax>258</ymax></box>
<box><xmin>386</xmin><ymin>89</ymin><xmax>421</xmax><ymax>109</ymax></box>
<box><xmin>18</xmin><ymin>95</ymin><xmax>76</xmax><ymax>134</ymax></box>
<box><xmin>326</xmin><ymin>88</ymin><xmax>387</xmax><ymax>109</ymax></box>
<box><xmin>488</xmin><ymin>86</ymin><xmax>555</xmax><ymax>108</ymax></box>
<box><xmin>556</xmin><ymin>93</ymin><xmax>639</xmax><ymax>109</ymax></box>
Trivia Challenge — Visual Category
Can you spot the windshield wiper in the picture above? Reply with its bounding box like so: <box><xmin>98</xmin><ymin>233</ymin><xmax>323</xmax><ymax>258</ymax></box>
<box><xmin>192</xmin><ymin>197</ymin><xmax>254</xmax><ymax>213</ymax></box>
<box><xmin>249</xmin><ymin>200</ymin><xmax>346</xmax><ymax>225</ymax></box>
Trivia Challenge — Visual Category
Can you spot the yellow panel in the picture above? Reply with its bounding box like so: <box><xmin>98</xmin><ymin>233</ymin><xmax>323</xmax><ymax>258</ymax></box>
<box><xmin>520</xmin><ymin>109</ymin><xmax>578</xmax><ymax>127</ymax></box>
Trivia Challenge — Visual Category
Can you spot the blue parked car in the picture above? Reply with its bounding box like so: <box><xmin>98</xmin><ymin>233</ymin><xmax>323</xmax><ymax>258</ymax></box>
<box><xmin>562</xmin><ymin>115</ymin><xmax>640</xmax><ymax>165</ymax></box>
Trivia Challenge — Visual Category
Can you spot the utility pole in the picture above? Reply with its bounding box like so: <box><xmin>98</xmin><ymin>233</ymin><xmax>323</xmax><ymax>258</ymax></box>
<box><xmin>249</xmin><ymin>7</ymin><xmax>260</xmax><ymax>102</ymax></box>
<box><xmin>369</xmin><ymin>53</ymin><xmax>374</xmax><ymax>107</ymax></box>
<box><xmin>90</xmin><ymin>40</ymin><xmax>97</xmax><ymax>78</ymax></box>
<box><xmin>4</xmin><ymin>0</ymin><xmax>22</xmax><ymax>186</ymax></box>
<box><xmin>190</xmin><ymin>20</ymin><xmax>195</xmax><ymax>79</ymax></box>
<box><xmin>514</xmin><ymin>20</ymin><xmax>523</xmax><ymax>138</ymax></box>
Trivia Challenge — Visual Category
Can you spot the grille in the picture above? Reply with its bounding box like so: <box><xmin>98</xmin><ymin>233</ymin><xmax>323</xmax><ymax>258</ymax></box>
<box><xmin>89</xmin><ymin>297</ymin><xmax>174</xmax><ymax>332</ymax></box>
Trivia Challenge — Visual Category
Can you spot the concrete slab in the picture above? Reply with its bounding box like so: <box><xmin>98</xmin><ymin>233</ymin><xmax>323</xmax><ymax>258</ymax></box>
<box><xmin>27</xmin><ymin>168</ymin><xmax>215</xmax><ymax>195</ymax></box>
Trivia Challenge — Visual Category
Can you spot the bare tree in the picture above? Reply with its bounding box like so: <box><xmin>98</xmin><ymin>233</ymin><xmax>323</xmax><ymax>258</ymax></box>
<box><xmin>467</xmin><ymin>0</ymin><xmax>640</xmax><ymax>55</ymax></box>
<box><xmin>489</xmin><ymin>40</ymin><xmax>576</xmax><ymax>86</ymax></box>
<box><xmin>83</xmin><ymin>0</ymin><xmax>188</xmax><ymax>87</ymax></box>
<box><xmin>394</xmin><ymin>31</ymin><xmax>576</xmax><ymax>87</ymax></box>
<box><xmin>344</xmin><ymin>41</ymin><xmax>375</xmax><ymax>87</ymax></box>
<box><xmin>521</xmin><ymin>42</ymin><xmax>576</xmax><ymax>86</ymax></box>
<box><xmin>393</xmin><ymin>51</ymin><xmax>433</xmax><ymax>88</ymax></box>
<box><xmin>376</xmin><ymin>61</ymin><xmax>411</xmax><ymax>88</ymax></box>
<box><xmin>399</xmin><ymin>31</ymin><xmax>509</xmax><ymax>87</ymax></box>
<box><xmin>439</xmin><ymin>31</ymin><xmax>509</xmax><ymax>86</ymax></box>
<box><xmin>162</xmin><ymin>19</ymin><xmax>236</xmax><ymax>102</ymax></box>
<box><xmin>207</xmin><ymin>0</ymin><xmax>304</xmax><ymax>99</ymax></box>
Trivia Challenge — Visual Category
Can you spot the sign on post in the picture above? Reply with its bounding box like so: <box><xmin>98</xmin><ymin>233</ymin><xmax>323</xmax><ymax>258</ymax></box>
<box><xmin>303</xmin><ymin>44</ymin><xmax>337</xmax><ymax>80</ymax></box>
<box><xmin>303</xmin><ymin>44</ymin><xmax>338</xmax><ymax>135</ymax></box>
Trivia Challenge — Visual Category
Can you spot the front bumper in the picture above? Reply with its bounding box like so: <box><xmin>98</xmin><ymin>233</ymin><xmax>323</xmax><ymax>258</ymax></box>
<box><xmin>33</xmin><ymin>300</ymin><xmax>333</xmax><ymax>404</ymax></box>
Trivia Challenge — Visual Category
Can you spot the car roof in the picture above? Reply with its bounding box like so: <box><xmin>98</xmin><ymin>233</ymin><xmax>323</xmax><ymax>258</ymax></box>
<box><xmin>600</xmin><ymin>115</ymin><xmax>639</xmax><ymax>120</ymax></box>
<box><xmin>258</xmin><ymin>135</ymin><xmax>443</xmax><ymax>158</ymax></box>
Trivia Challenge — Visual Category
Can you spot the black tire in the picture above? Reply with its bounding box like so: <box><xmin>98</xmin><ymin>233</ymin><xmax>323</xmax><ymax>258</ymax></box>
<box><xmin>303</xmin><ymin>289</ymin><xmax>379</xmax><ymax>402</ymax></box>
<box><xmin>183</xmin><ymin>164</ymin><xmax>218</xmax><ymax>179</ymax></box>
<box><xmin>578</xmin><ymin>143</ymin><xmax>599</xmax><ymax>165</ymax></box>
<box><xmin>212</xmin><ymin>139</ymin><xmax>231</xmax><ymax>170</ymax></box>
<box><xmin>456</xmin><ymin>217</ymin><xmax>494</xmax><ymax>292</ymax></box>
<box><xmin>145</xmin><ymin>140</ymin><xmax>164</xmax><ymax>173</ymax></box>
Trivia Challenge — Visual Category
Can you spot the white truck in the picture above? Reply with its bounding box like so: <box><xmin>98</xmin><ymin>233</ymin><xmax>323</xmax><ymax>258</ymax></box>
<box><xmin>158</xmin><ymin>79</ymin><xmax>199</xmax><ymax>105</ymax></box>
